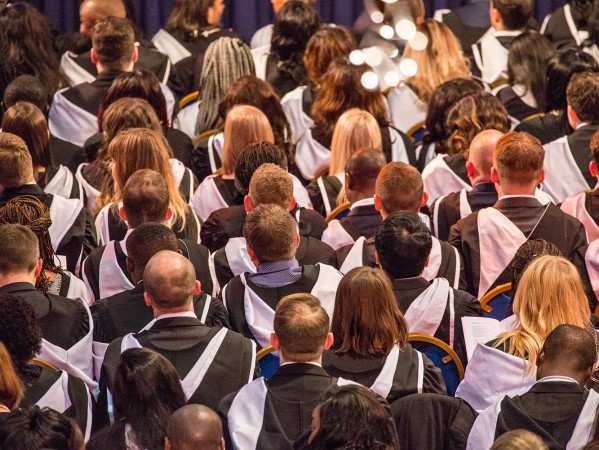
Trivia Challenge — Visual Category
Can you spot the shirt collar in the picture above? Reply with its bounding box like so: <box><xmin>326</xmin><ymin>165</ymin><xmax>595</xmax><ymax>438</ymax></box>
<box><xmin>537</xmin><ymin>375</ymin><xmax>579</xmax><ymax>384</ymax></box>
<box><xmin>350</xmin><ymin>197</ymin><xmax>375</xmax><ymax>210</ymax></box>
<box><xmin>498</xmin><ymin>194</ymin><xmax>536</xmax><ymax>200</ymax></box>
<box><xmin>155</xmin><ymin>311</ymin><xmax>197</xmax><ymax>321</ymax></box>
<box><xmin>281</xmin><ymin>361</ymin><xmax>321</xmax><ymax>367</ymax></box>
<box><xmin>256</xmin><ymin>259</ymin><xmax>300</xmax><ymax>274</ymax></box>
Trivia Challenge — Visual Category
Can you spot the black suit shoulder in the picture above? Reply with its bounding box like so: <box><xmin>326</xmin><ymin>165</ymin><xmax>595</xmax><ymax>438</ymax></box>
<box><xmin>298</xmin><ymin>207</ymin><xmax>327</xmax><ymax>239</ymax></box>
<box><xmin>200</xmin><ymin>205</ymin><xmax>245</xmax><ymax>253</ymax></box>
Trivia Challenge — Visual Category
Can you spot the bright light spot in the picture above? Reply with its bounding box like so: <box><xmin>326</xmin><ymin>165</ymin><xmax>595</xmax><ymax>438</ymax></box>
<box><xmin>390</xmin><ymin>48</ymin><xmax>399</xmax><ymax>58</ymax></box>
<box><xmin>395</xmin><ymin>19</ymin><xmax>416</xmax><ymax>40</ymax></box>
<box><xmin>384</xmin><ymin>71</ymin><xmax>401</xmax><ymax>87</ymax></box>
<box><xmin>379</xmin><ymin>25</ymin><xmax>395</xmax><ymax>40</ymax></box>
<box><xmin>370</xmin><ymin>10</ymin><xmax>384</xmax><ymax>24</ymax></box>
<box><xmin>409</xmin><ymin>31</ymin><xmax>428</xmax><ymax>51</ymax></box>
<box><xmin>361</xmin><ymin>71</ymin><xmax>379</xmax><ymax>90</ymax></box>
<box><xmin>399</xmin><ymin>58</ymin><xmax>418</xmax><ymax>77</ymax></box>
<box><xmin>349</xmin><ymin>50</ymin><xmax>365</xmax><ymax>65</ymax></box>
<box><xmin>382</xmin><ymin>0</ymin><xmax>398</xmax><ymax>3</ymax></box>
<box><xmin>363</xmin><ymin>47</ymin><xmax>383</xmax><ymax>67</ymax></box>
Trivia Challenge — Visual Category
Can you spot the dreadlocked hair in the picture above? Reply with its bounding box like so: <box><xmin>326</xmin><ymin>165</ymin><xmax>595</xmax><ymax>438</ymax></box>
<box><xmin>194</xmin><ymin>37</ymin><xmax>255</xmax><ymax>136</ymax></box>
<box><xmin>0</xmin><ymin>195</ymin><xmax>62</xmax><ymax>293</ymax></box>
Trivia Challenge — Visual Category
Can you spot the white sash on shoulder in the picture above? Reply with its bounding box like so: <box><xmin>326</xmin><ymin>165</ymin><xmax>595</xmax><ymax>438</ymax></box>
<box><xmin>207</xmin><ymin>133</ymin><xmax>225</xmax><ymax>173</ymax></box>
<box><xmin>404</xmin><ymin>278</ymin><xmax>454</xmax><ymax>344</ymax></box>
<box><xmin>321</xmin><ymin>220</ymin><xmax>355</xmax><ymax>250</ymax></box>
<box><xmin>562</xmin><ymin>191</ymin><xmax>599</xmax><ymax>242</ymax></box>
<box><xmin>48</xmin><ymin>88</ymin><xmax>97</xmax><ymax>147</ymax></box>
<box><xmin>63</xmin><ymin>271</ymin><xmax>93</xmax><ymax>305</ymax></box>
<box><xmin>251</xmin><ymin>45</ymin><xmax>270</xmax><ymax>80</ymax></box>
<box><xmin>44</xmin><ymin>165</ymin><xmax>77</xmax><ymax>200</ymax></box>
<box><xmin>190</xmin><ymin>176</ymin><xmax>229</xmax><ymax>221</ymax></box>
<box><xmin>459</xmin><ymin>188</ymin><xmax>473</xmax><ymax>218</ymax></box>
<box><xmin>49</xmin><ymin>195</ymin><xmax>84</xmax><ymax>250</ymax></box>
<box><xmin>370</xmin><ymin>345</ymin><xmax>403</xmax><ymax>398</ymax></box>
<box><xmin>281</xmin><ymin>86</ymin><xmax>315</xmax><ymax>144</ymax></box>
<box><xmin>294</xmin><ymin>129</ymin><xmax>331</xmax><ymax>180</ymax></box>
<box><xmin>387</xmin><ymin>84</ymin><xmax>427</xmax><ymax>133</ymax></box>
<box><xmin>151</xmin><ymin>29</ymin><xmax>192</xmax><ymax>64</ymax></box>
<box><xmin>471</xmin><ymin>28</ymin><xmax>511</xmax><ymax>85</ymax></box>
<box><xmin>339</xmin><ymin>236</ymin><xmax>367</xmax><ymax>274</ymax></box>
<box><xmin>59</xmin><ymin>52</ymin><xmax>95</xmax><ymax>86</ymax></box>
<box><xmin>98</xmin><ymin>240</ymin><xmax>134</xmax><ymax>299</ymax></box>
<box><xmin>585</xmin><ymin>241</ymin><xmax>599</xmax><ymax>299</ymax></box>
<box><xmin>543</xmin><ymin>136</ymin><xmax>591</xmax><ymax>203</ymax></box>
<box><xmin>225</xmin><ymin>238</ymin><xmax>257</xmax><ymax>277</ymax></box>
<box><xmin>422</xmin><ymin>154</ymin><xmax>471</xmax><ymax>207</ymax></box>
<box><xmin>389</xmin><ymin>127</ymin><xmax>411</xmax><ymax>164</ymax></box>
<box><xmin>291</xmin><ymin>174</ymin><xmax>313</xmax><ymax>209</ymax></box>
<box><xmin>75</xmin><ymin>163</ymin><xmax>101</xmax><ymax>211</ymax></box>
<box><xmin>568</xmin><ymin>388</ymin><xmax>599</xmax><ymax>449</ymax></box>
<box><xmin>422</xmin><ymin>236</ymin><xmax>442</xmax><ymax>281</ymax></box>
<box><xmin>173</xmin><ymin>100</ymin><xmax>200</xmax><ymax>139</ymax></box>
<box><xmin>228</xmin><ymin>378</ymin><xmax>269</xmax><ymax>450</ymax></box>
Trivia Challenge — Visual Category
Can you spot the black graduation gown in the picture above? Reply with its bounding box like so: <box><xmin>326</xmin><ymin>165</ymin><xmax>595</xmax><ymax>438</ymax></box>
<box><xmin>95</xmin><ymin>316</ymin><xmax>256</xmax><ymax>430</ymax></box>
<box><xmin>438</xmin><ymin>1</ymin><xmax>490</xmax><ymax>51</ymax></box>
<box><xmin>542</xmin><ymin>5</ymin><xmax>589</xmax><ymax>49</ymax></box>
<box><xmin>515</xmin><ymin>110</ymin><xmax>572</xmax><ymax>145</ymax></box>
<box><xmin>321</xmin><ymin>202</ymin><xmax>382</xmax><ymax>250</ymax></box>
<box><xmin>306</xmin><ymin>174</ymin><xmax>343</xmax><ymax>218</ymax></box>
<box><xmin>495</xmin><ymin>84</ymin><xmax>542</xmax><ymax>122</ymax></box>
<box><xmin>38</xmin><ymin>166</ymin><xmax>83</xmax><ymax>201</ymax></box>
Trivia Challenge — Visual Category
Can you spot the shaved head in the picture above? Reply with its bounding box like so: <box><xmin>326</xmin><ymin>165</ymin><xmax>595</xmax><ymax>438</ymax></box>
<box><xmin>468</xmin><ymin>130</ymin><xmax>503</xmax><ymax>182</ymax></box>
<box><xmin>144</xmin><ymin>251</ymin><xmax>196</xmax><ymax>311</ymax></box>
<box><xmin>80</xmin><ymin>0</ymin><xmax>126</xmax><ymax>35</ymax></box>
<box><xmin>166</xmin><ymin>405</ymin><xmax>224</xmax><ymax>450</ymax></box>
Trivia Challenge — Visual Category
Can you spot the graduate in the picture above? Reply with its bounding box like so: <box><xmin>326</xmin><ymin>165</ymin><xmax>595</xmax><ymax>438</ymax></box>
<box><xmin>541</xmin><ymin>0</ymin><xmax>594</xmax><ymax>50</ymax></box>
<box><xmin>467</xmin><ymin>325</ymin><xmax>598</xmax><ymax>450</ymax></box>
<box><xmin>95</xmin><ymin>250</ymin><xmax>256</xmax><ymax>430</ymax></box>
<box><xmin>221</xmin><ymin>203</ymin><xmax>342</xmax><ymax>350</ymax></box>
<box><xmin>449</xmin><ymin>131</ymin><xmax>589</xmax><ymax>299</ymax></box>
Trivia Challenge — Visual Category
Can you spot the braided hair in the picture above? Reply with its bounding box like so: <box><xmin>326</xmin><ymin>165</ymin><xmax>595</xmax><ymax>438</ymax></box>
<box><xmin>512</xmin><ymin>239</ymin><xmax>562</xmax><ymax>294</ymax></box>
<box><xmin>194</xmin><ymin>37</ymin><xmax>255</xmax><ymax>136</ymax></box>
<box><xmin>0</xmin><ymin>195</ymin><xmax>62</xmax><ymax>293</ymax></box>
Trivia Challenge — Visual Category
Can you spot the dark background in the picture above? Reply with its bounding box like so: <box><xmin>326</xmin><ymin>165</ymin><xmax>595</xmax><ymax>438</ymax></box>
<box><xmin>20</xmin><ymin>0</ymin><xmax>567</xmax><ymax>42</ymax></box>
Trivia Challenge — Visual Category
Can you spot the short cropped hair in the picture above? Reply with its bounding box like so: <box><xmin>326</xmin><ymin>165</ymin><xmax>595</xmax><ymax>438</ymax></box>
<box><xmin>345</xmin><ymin>148</ymin><xmax>386</xmax><ymax>193</ymax></box>
<box><xmin>248</xmin><ymin>163</ymin><xmax>293</xmax><ymax>210</ymax></box>
<box><xmin>122</xmin><ymin>169</ymin><xmax>170</xmax><ymax>228</ymax></box>
<box><xmin>3</xmin><ymin>75</ymin><xmax>48</xmax><ymax>113</ymax></box>
<box><xmin>126</xmin><ymin>223</ymin><xmax>178</xmax><ymax>270</ymax></box>
<box><xmin>0</xmin><ymin>133</ymin><xmax>33</xmax><ymax>188</ymax></box>
<box><xmin>234</xmin><ymin>142</ymin><xmax>289</xmax><ymax>196</ymax></box>
<box><xmin>92</xmin><ymin>17</ymin><xmax>135</xmax><ymax>71</ymax></box>
<box><xmin>591</xmin><ymin>130</ymin><xmax>599</xmax><ymax>168</ymax></box>
<box><xmin>375</xmin><ymin>211</ymin><xmax>432</xmax><ymax>279</ymax></box>
<box><xmin>567</xmin><ymin>71</ymin><xmax>599</xmax><ymax>124</ymax></box>
<box><xmin>492</xmin><ymin>0</ymin><xmax>533</xmax><ymax>30</ymax></box>
<box><xmin>274</xmin><ymin>293</ymin><xmax>330</xmax><ymax>362</ymax></box>
<box><xmin>494</xmin><ymin>131</ymin><xmax>544</xmax><ymax>186</ymax></box>
<box><xmin>542</xmin><ymin>324</ymin><xmax>597</xmax><ymax>372</ymax></box>
<box><xmin>0</xmin><ymin>224</ymin><xmax>39</xmax><ymax>275</ymax></box>
<box><xmin>375</xmin><ymin>162</ymin><xmax>423</xmax><ymax>213</ymax></box>
<box><xmin>244</xmin><ymin>204</ymin><xmax>297</xmax><ymax>262</ymax></box>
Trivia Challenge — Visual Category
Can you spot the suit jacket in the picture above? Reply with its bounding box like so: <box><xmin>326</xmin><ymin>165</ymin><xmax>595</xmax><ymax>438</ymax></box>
<box><xmin>338</xmin><ymin>203</ymin><xmax>382</xmax><ymax>241</ymax></box>
<box><xmin>439</xmin><ymin>0</ymin><xmax>489</xmax><ymax>50</ymax></box>
<box><xmin>567</xmin><ymin>124</ymin><xmax>599</xmax><ymax>189</ymax></box>
<box><xmin>391</xmin><ymin>277</ymin><xmax>482</xmax><ymax>366</ymax></box>
<box><xmin>448</xmin><ymin>197</ymin><xmax>591</xmax><ymax>304</ymax></box>
<box><xmin>543</xmin><ymin>5</ymin><xmax>586</xmax><ymax>49</ymax></box>
<box><xmin>219</xmin><ymin>363</ymin><xmax>336</xmax><ymax>450</ymax></box>
<box><xmin>200</xmin><ymin>204</ymin><xmax>327</xmax><ymax>253</ymax></box>
<box><xmin>305</xmin><ymin>174</ymin><xmax>343</xmax><ymax>218</ymax></box>
<box><xmin>515</xmin><ymin>110</ymin><xmax>572</xmax><ymax>145</ymax></box>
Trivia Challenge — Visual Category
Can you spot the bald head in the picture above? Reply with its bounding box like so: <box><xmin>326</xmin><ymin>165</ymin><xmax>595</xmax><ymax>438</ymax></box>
<box><xmin>166</xmin><ymin>405</ymin><xmax>224</xmax><ymax>450</ymax></box>
<box><xmin>143</xmin><ymin>251</ymin><xmax>197</xmax><ymax>312</ymax></box>
<box><xmin>80</xmin><ymin>0</ymin><xmax>126</xmax><ymax>36</ymax></box>
<box><xmin>467</xmin><ymin>130</ymin><xmax>503</xmax><ymax>184</ymax></box>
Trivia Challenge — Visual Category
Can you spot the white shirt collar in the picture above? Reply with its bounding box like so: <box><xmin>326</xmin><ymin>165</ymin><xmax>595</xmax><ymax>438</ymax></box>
<box><xmin>281</xmin><ymin>361</ymin><xmax>321</xmax><ymax>367</ymax></box>
<box><xmin>350</xmin><ymin>197</ymin><xmax>375</xmax><ymax>210</ymax></box>
<box><xmin>120</xmin><ymin>228</ymin><xmax>135</xmax><ymax>256</ymax></box>
<box><xmin>155</xmin><ymin>311</ymin><xmax>197</xmax><ymax>321</ymax></box>
<box><xmin>537</xmin><ymin>375</ymin><xmax>579</xmax><ymax>384</ymax></box>
<box><xmin>577</xmin><ymin>122</ymin><xmax>589</xmax><ymax>130</ymax></box>
<box><xmin>498</xmin><ymin>194</ymin><xmax>536</xmax><ymax>200</ymax></box>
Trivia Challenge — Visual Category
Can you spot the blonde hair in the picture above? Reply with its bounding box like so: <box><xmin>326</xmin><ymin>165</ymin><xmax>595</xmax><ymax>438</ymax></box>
<box><xmin>221</xmin><ymin>105</ymin><xmax>274</xmax><ymax>175</ymax></box>
<box><xmin>106</xmin><ymin>128</ymin><xmax>189</xmax><ymax>231</ymax></box>
<box><xmin>403</xmin><ymin>20</ymin><xmax>470</xmax><ymax>105</ymax></box>
<box><xmin>494</xmin><ymin>255</ymin><xmax>591</xmax><ymax>369</ymax></box>
<box><xmin>0</xmin><ymin>341</ymin><xmax>24</xmax><ymax>411</ymax></box>
<box><xmin>329</xmin><ymin>109</ymin><xmax>382</xmax><ymax>176</ymax></box>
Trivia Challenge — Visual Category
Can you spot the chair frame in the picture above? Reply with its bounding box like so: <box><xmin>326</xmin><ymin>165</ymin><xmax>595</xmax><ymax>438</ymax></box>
<box><xmin>325</xmin><ymin>201</ymin><xmax>351</xmax><ymax>223</ymax></box>
<box><xmin>179</xmin><ymin>91</ymin><xmax>200</xmax><ymax>110</ymax></box>
<box><xmin>31</xmin><ymin>358</ymin><xmax>58</xmax><ymax>372</ymax></box>
<box><xmin>479</xmin><ymin>282</ymin><xmax>512</xmax><ymax>313</ymax></box>
<box><xmin>256</xmin><ymin>345</ymin><xmax>276</xmax><ymax>361</ymax></box>
<box><xmin>407</xmin><ymin>333</ymin><xmax>465</xmax><ymax>381</ymax></box>
<box><xmin>406</xmin><ymin>120</ymin><xmax>425</xmax><ymax>142</ymax></box>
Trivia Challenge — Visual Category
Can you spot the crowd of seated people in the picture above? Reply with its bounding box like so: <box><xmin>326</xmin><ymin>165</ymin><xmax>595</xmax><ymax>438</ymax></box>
<box><xmin>4</xmin><ymin>0</ymin><xmax>599</xmax><ymax>448</ymax></box>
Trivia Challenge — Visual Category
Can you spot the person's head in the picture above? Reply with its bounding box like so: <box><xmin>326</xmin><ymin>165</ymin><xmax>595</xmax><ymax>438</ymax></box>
<box><xmin>2</xmin><ymin>75</ymin><xmax>48</xmax><ymax>115</ymax></box>
<box><xmin>567</xmin><ymin>71</ymin><xmax>599</xmax><ymax>128</ymax></box>
<box><xmin>216</xmin><ymin>75</ymin><xmax>292</xmax><ymax>160</ymax></box>
<box><xmin>271</xmin><ymin>293</ymin><xmax>333</xmax><ymax>363</ymax></box>
<box><xmin>99</xmin><ymin>70</ymin><xmax>169</xmax><ymax>130</ymax></box>
<box><xmin>545</xmin><ymin>47</ymin><xmax>599</xmax><ymax>113</ymax></box>
<box><xmin>91</xmin><ymin>17</ymin><xmax>137</xmax><ymax>73</ymax></box>
<box><xmin>165</xmin><ymin>405</ymin><xmax>224</xmax><ymax>450</ymax></box>
<box><xmin>144</xmin><ymin>251</ymin><xmax>200</xmax><ymax>315</ymax></box>
<box><xmin>466</xmin><ymin>130</ymin><xmax>504</xmax><ymax>185</ymax></box>
<box><xmin>491</xmin><ymin>131</ymin><xmax>544</xmax><ymax>196</ymax></box>
<box><xmin>0</xmin><ymin>406</ymin><xmax>84</xmax><ymax>450</ymax></box>
<box><xmin>304</xmin><ymin>25</ymin><xmax>356</xmax><ymax>86</ymax></box>
<box><xmin>402</xmin><ymin>20</ymin><xmax>470</xmax><ymax>105</ymax></box>
<box><xmin>125</xmin><ymin>223</ymin><xmax>178</xmax><ymax>284</ymax></box>
<box><xmin>79</xmin><ymin>0</ymin><xmax>126</xmax><ymax>36</ymax></box>
<box><xmin>234</xmin><ymin>141</ymin><xmax>289</xmax><ymax>196</ymax></box>
<box><xmin>221</xmin><ymin>105</ymin><xmax>274</xmax><ymax>175</ymax></box>
<box><xmin>246</xmin><ymin>163</ymin><xmax>295</xmax><ymax>212</ymax></box>
<box><xmin>166</xmin><ymin>0</ymin><xmax>225</xmax><ymax>34</ymax></box>
<box><xmin>495</xmin><ymin>255</ymin><xmax>591</xmax><ymax>368</ymax></box>
<box><xmin>374</xmin><ymin>162</ymin><xmax>426</xmax><ymax>218</ymax></box>
<box><xmin>244</xmin><ymin>203</ymin><xmax>299</xmax><ymax>264</ymax></box>
<box><xmin>423</xmin><ymin>78</ymin><xmax>483</xmax><ymax>151</ymax></box>
<box><xmin>345</xmin><ymin>148</ymin><xmax>386</xmax><ymax>202</ymax></box>
<box><xmin>101</xmin><ymin>97</ymin><xmax>163</xmax><ymax>144</ymax></box>
<box><xmin>0</xmin><ymin>132</ymin><xmax>34</xmax><ymax>191</ymax></box>
<box><xmin>0</xmin><ymin>341</ymin><xmax>24</xmax><ymax>412</ymax></box>
<box><xmin>271</xmin><ymin>0</ymin><xmax>316</xmax><ymax>14</ymax></box>
<box><xmin>113</xmin><ymin>348</ymin><xmax>186</xmax><ymax>450</ymax></box>
<box><xmin>0</xmin><ymin>224</ymin><xmax>41</xmax><ymax>285</ymax></box>
<box><xmin>106</xmin><ymin>128</ymin><xmax>188</xmax><ymax>233</ymax></box>
<box><xmin>375</xmin><ymin>211</ymin><xmax>431</xmax><ymax>279</ymax></box>
<box><xmin>511</xmin><ymin>239</ymin><xmax>562</xmax><ymax>295</ymax></box>
<box><xmin>271</xmin><ymin>1</ymin><xmax>321</xmax><ymax>63</ymax></box>
<box><xmin>445</xmin><ymin>91</ymin><xmax>510</xmax><ymax>157</ymax></box>
<box><xmin>536</xmin><ymin>324</ymin><xmax>596</xmax><ymax>385</ymax></box>
<box><xmin>329</xmin><ymin>108</ymin><xmax>382</xmax><ymax>176</ymax></box>
<box><xmin>332</xmin><ymin>267</ymin><xmax>407</xmax><ymax>357</ymax></box>
<box><xmin>0</xmin><ymin>196</ymin><xmax>62</xmax><ymax>293</ymax></box>
<box><xmin>309</xmin><ymin>384</ymin><xmax>399</xmax><ymax>450</ymax></box>
<box><xmin>121</xmin><ymin>169</ymin><xmax>172</xmax><ymax>229</ymax></box>
<box><xmin>490</xmin><ymin>0</ymin><xmax>533</xmax><ymax>30</ymax></box>
<box><xmin>312</xmin><ymin>60</ymin><xmax>388</xmax><ymax>135</ymax></box>
<box><xmin>490</xmin><ymin>430</ymin><xmax>549</xmax><ymax>450</ymax></box>
<box><xmin>507</xmin><ymin>31</ymin><xmax>555</xmax><ymax>111</ymax></box>
<box><xmin>195</xmin><ymin>37</ymin><xmax>255</xmax><ymax>135</ymax></box>
<box><xmin>2</xmin><ymin>102</ymin><xmax>50</xmax><ymax>170</ymax></box>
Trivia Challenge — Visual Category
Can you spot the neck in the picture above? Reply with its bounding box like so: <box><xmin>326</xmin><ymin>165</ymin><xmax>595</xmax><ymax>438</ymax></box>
<box><xmin>153</xmin><ymin>305</ymin><xmax>194</xmax><ymax>318</ymax></box>
<box><xmin>496</xmin><ymin>181</ymin><xmax>536</xmax><ymax>197</ymax></box>
<box><xmin>470</xmin><ymin>175</ymin><xmax>492</xmax><ymax>186</ymax></box>
<box><xmin>538</xmin><ymin>368</ymin><xmax>588</xmax><ymax>387</ymax></box>
<box><xmin>0</xmin><ymin>273</ymin><xmax>36</xmax><ymax>288</ymax></box>
<box><xmin>279</xmin><ymin>350</ymin><xmax>322</xmax><ymax>366</ymax></box>
<box><xmin>96</xmin><ymin>63</ymin><xmax>131</xmax><ymax>75</ymax></box>
<box><xmin>347</xmin><ymin>191</ymin><xmax>374</xmax><ymax>204</ymax></box>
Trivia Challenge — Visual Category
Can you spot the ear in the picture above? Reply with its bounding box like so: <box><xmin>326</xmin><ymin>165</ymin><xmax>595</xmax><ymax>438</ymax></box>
<box><xmin>373</xmin><ymin>194</ymin><xmax>382</xmax><ymax>212</ymax></box>
<box><xmin>420</xmin><ymin>191</ymin><xmax>429</xmax><ymax>208</ymax></box>
<box><xmin>193</xmin><ymin>279</ymin><xmax>201</xmax><ymax>296</ymax></box>
<box><xmin>375</xmin><ymin>250</ymin><xmax>380</xmax><ymax>266</ymax></box>
<box><xmin>247</xmin><ymin>244</ymin><xmax>257</xmax><ymax>262</ymax></box>
<box><xmin>466</xmin><ymin>160</ymin><xmax>475</xmax><ymax>178</ymax></box>
<box><xmin>164</xmin><ymin>207</ymin><xmax>173</xmax><ymax>222</ymax></box>
<box><xmin>132</xmin><ymin>45</ymin><xmax>139</xmax><ymax>63</ymax></box>
<box><xmin>288</xmin><ymin>196</ymin><xmax>297</xmax><ymax>212</ymax></box>
<box><xmin>119</xmin><ymin>206</ymin><xmax>127</xmax><ymax>222</ymax></box>
<box><xmin>270</xmin><ymin>333</ymin><xmax>281</xmax><ymax>350</ymax></box>
<box><xmin>536</xmin><ymin>349</ymin><xmax>545</xmax><ymax>367</ymax></box>
<box><xmin>538</xmin><ymin>168</ymin><xmax>545</xmax><ymax>184</ymax></box>
<box><xmin>90</xmin><ymin>47</ymin><xmax>98</xmax><ymax>65</ymax></box>
<box><xmin>323</xmin><ymin>332</ymin><xmax>334</xmax><ymax>350</ymax></box>
<box><xmin>125</xmin><ymin>256</ymin><xmax>134</xmax><ymax>275</ymax></box>
<box><xmin>244</xmin><ymin>195</ymin><xmax>252</xmax><ymax>213</ymax></box>
<box><xmin>34</xmin><ymin>258</ymin><xmax>43</xmax><ymax>278</ymax></box>
<box><xmin>143</xmin><ymin>291</ymin><xmax>152</xmax><ymax>308</ymax></box>
<box><xmin>296</xmin><ymin>233</ymin><xmax>301</xmax><ymax>248</ymax></box>
<box><xmin>165</xmin><ymin>437</ymin><xmax>172</xmax><ymax>450</ymax></box>
<box><xmin>590</xmin><ymin>160</ymin><xmax>598</xmax><ymax>178</ymax></box>
<box><xmin>423</xmin><ymin>255</ymin><xmax>430</xmax><ymax>268</ymax></box>
<box><xmin>567</xmin><ymin>105</ymin><xmax>580</xmax><ymax>129</ymax></box>
<box><xmin>345</xmin><ymin>173</ymin><xmax>353</xmax><ymax>190</ymax></box>
<box><xmin>490</xmin><ymin>166</ymin><xmax>500</xmax><ymax>184</ymax></box>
